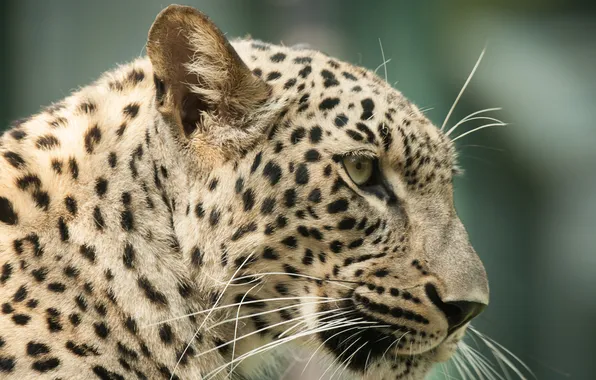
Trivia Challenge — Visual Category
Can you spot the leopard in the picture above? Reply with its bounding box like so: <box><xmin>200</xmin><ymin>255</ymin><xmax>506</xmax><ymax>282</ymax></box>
<box><xmin>0</xmin><ymin>5</ymin><xmax>490</xmax><ymax>380</ymax></box>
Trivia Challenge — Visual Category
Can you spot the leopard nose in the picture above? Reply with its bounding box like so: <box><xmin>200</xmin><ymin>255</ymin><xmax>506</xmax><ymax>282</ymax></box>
<box><xmin>425</xmin><ymin>284</ymin><xmax>486</xmax><ymax>334</ymax></box>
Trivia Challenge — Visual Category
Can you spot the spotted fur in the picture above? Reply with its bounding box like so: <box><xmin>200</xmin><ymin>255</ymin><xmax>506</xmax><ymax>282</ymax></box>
<box><xmin>0</xmin><ymin>5</ymin><xmax>489</xmax><ymax>380</ymax></box>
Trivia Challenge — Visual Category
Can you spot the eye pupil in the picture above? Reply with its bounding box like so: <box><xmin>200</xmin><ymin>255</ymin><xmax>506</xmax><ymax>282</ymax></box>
<box><xmin>355</xmin><ymin>162</ymin><xmax>363</xmax><ymax>170</ymax></box>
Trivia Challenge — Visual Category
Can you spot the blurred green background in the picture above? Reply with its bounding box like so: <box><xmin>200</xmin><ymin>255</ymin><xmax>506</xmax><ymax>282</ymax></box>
<box><xmin>1</xmin><ymin>1</ymin><xmax>594</xmax><ymax>379</ymax></box>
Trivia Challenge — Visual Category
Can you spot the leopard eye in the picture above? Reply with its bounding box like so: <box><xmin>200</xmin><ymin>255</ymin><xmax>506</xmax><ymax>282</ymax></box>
<box><xmin>343</xmin><ymin>156</ymin><xmax>374</xmax><ymax>186</ymax></box>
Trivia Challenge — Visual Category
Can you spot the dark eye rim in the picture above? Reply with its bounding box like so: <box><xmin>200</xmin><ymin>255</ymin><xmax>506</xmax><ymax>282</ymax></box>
<box><xmin>340</xmin><ymin>154</ymin><xmax>398</xmax><ymax>205</ymax></box>
<box><xmin>341</xmin><ymin>155</ymin><xmax>384</xmax><ymax>189</ymax></box>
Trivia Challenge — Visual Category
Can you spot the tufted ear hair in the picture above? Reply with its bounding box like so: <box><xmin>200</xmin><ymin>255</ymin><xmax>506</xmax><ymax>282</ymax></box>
<box><xmin>146</xmin><ymin>5</ymin><xmax>270</xmax><ymax>140</ymax></box>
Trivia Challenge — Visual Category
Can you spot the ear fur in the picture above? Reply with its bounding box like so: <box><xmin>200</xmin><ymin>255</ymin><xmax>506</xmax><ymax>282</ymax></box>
<box><xmin>146</xmin><ymin>5</ymin><xmax>272</xmax><ymax>141</ymax></box>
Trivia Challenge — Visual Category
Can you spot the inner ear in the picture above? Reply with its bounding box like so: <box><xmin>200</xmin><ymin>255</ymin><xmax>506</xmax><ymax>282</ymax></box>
<box><xmin>181</xmin><ymin>94</ymin><xmax>210</xmax><ymax>138</ymax></box>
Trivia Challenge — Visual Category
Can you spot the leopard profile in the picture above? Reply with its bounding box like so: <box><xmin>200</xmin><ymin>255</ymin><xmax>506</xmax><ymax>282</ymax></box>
<box><xmin>0</xmin><ymin>5</ymin><xmax>489</xmax><ymax>379</ymax></box>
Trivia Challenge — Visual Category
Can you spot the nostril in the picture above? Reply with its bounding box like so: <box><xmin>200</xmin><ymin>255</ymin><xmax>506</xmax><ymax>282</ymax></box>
<box><xmin>425</xmin><ymin>284</ymin><xmax>486</xmax><ymax>333</ymax></box>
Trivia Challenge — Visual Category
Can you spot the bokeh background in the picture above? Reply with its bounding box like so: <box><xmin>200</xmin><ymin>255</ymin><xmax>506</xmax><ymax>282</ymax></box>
<box><xmin>1</xmin><ymin>1</ymin><xmax>594</xmax><ymax>379</ymax></box>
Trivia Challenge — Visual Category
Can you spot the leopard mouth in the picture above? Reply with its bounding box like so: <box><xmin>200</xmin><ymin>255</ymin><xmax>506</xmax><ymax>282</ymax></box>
<box><xmin>316</xmin><ymin>298</ymin><xmax>434</xmax><ymax>373</ymax></box>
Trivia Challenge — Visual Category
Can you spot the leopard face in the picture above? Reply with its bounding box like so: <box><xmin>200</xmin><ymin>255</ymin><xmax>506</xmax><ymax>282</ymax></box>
<box><xmin>0</xmin><ymin>5</ymin><xmax>488</xmax><ymax>380</ymax></box>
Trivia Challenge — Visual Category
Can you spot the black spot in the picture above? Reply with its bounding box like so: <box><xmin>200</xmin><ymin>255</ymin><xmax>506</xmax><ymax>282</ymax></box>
<box><xmin>302</xmin><ymin>249</ymin><xmax>315</xmax><ymax>265</ymax></box>
<box><xmin>242</xmin><ymin>189</ymin><xmax>255</xmax><ymax>211</ymax></box>
<box><xmin>46</xmin><ymin>308</ymin><xmax>62</xmax><ymax>331</ymax></box>
<box><xmin>16</xmin><ymin>174</ymin><xmax>41</xmax><ymax>190</ymax></box>
<box><xmin>32</xmin><ymin>190</ymin><xmax>50</xmax><ymax>211</ymax></box>
<box><xmin>0</xmin><ymin>197</ymin><xmax>18</xmax><ymax>225</ymax></box>
<box><xmin>262</xmin><ymin>247</ymin><xmax>279</xmax><ymax>260</ymax></box>
<box><xmin>137</xmin><ymin>276</ymin><xmax>168</xmax><ymax>306</ymax></box>
<box><xmin>93</xmin><ymin>321</ymin><xmax>110</xmax><ymax>339</ymax></box>
<box><xmin>309</xmin><ymin>126</ymin><xmax>322</xmax><ymax>143</ymax></box>
<box><xmin>3</xmin><ymin>151</ymin><xmax>25</xmax><ymax>169</ymax></box>
<box><xmin>11</xmin><ymin>128</ymin><xmax>28</xmax><ymax>140</ymax></box>
<box><xmin>125</xmin><ymin>316</ymin><xmax>138</xmax><ymax>334</ymax></box>
<box><xmin>270</xmin><ymin>52</ymin><xmax>286</xmax><ymax>62</ymax></box>
<box><xmin>330</xmin><ymin>240</ymin><xmax>343</xmax><ymax>253</ymax></box>
<box><xmin>261</xmin><ymin>197</ymin><xmax>276</xmax><ymax>215</ymax></box>
<box><xmin>208</xmin><ymin>178</ymin><xmax>218</xmax><ymax>191</ymax></box>
<box><xmin>191</xmin><ymin>247</ymin><xmax>203</xmax><ymax>267</ymax></box>
<box><xmin>319</xmin><ymin>98</ymin><xmax>340</xmax><ymax>110</ymax></box>
<box><xmin>32</xmin><ymin>267</ymin><xmax>48</xmax><ymax>282</ymax></box>
<box><xmin>284</xmin><ymin>189</ymin><xmax>297</xmax><ymax>207</ymax></box>
<box><xmin>298</xmin><ymin>65</ymin><xmax>312</xmax><ymax>78</ymax></box>
<box><xmin>58</xmin><ymin>217</ymin><xmax>69</xmax><ymax>241</ymax></box>
<box><xmin>304</xmin><ymin>149</ymin><xmax>320</xmax><ymax>162</ymax></box>
<box><xmin>156</xmin><ymin>325</ymin><xmax>175</xmax><ymax>347</ymax></box>
<box><xmin>116</xmin><ymin>123</ymin><xmax>127</xmax><ymax>137</ymax></box>
<box><xmin>346</xmin><ymin>130</ymin><xmax>364</xmax><ymax>142</ymax></box>
<box><xmin>51</xmin><ymin>159</ymin><xmax>62</xmax><ymax>174</ymax></box>
<box><xmin>294</xmin><ymin>56</ymin><xmax>312</xmax><ymax>64</ymax></box>
<box><xmin>2</xmin><ymin>303</ymin><xmax>13</xmax><ymax>313</ymax></box>
<box><xmin>266</xmin><ymin>71</ymin><xmax>282</xmax><ymax>81</ymax></box>
<box><xmin>284</xmin><ymin>78</ymin><xmax>296</xmax><ymax>89</ymax></box>
<box><xmin>69</xmin><ymin>313</ymin><xmax>81</xmax><ymax>326</ymax></box>
<box><xmin>0</xmin><ymin>356</ymin><xmax>14</xmax><ymax>373</ymax></box>
<box><xmin>95</xmin><ymin>178</ymin><xmax>108</xmax><ymax>197</ymax></box>
<box><xmin>123</xmin><ymin>103</ymin><xmax>140</xmax><ymax>118</ymax></box>
<box><xmin>291</xmin><ymin>127</ymin><xmax>306</xmax><ymax>144</ymax></box>
<box><xmin>251</xmin><ymin>152</ymin><xmax>263</xmax><ymax>173</ymax></box>
<box><xmin>31</xmin><ymin>357</ymin><xmax>60</xmax><ymax>372</ymax></box>
<box><xmin>263</xmin><ymin>161</ymin><xmax>282</xmax><ymax>186</ymax></box>
<box><xmin>281</xmin><ymin>236</ymin><xmax>298</xmax><ymax>249</ymax></box>
<box><xmin>80</xmin><ymin>244</ymin><xmax>96</xmax><ymax>263</ymax></box>
<box><xmin>308</xmin><ymin>188</ymin><xmax>321</xmax><ymax>203</ymax></box>
<box><xmin>108</xmin><ymin>152</ymin><xmax>118</xmax><ymax>168</ymax></box>
<box><xmin>342</xmin><ymin>72</ymin><xmax>357</xmax><ymax>80</ymax></box>
<box><xmin>338</xmin><ymin>218</ymin><xmax>356</xmax><ymax>230</ymax></box>
<box><xmin>64</xmin><ymin>265</ymin><xmax>79</xmax><ymax>278</ymax></box>
<box><xmin>13</xmin><ymin>285</ymin><xmax>27</xmax><ymax>302</ymax></box>
<box><xmin>66</xmin><ymin>341</ymin><xmax>100</xmax><ymax>357</ymax></box>
<box><xmin>123</xmin><ymin>243</ymin><xmax>135</xmax><ymax>269</ymax></box>
<box><xmin>209</xmin><ymin>209</ymin><xmax>220</xmax><ymax>226</ymax></box>
<box><xmin>12</xmin><ymin>313</ymin><xmax>31</xmax><ymax>325</ymax></box>
<box><xmin>69</xmin><ymin>158</ymin><xmax>79</xmax><ymax>180</ymax></box>
<box><xmin>36</xmin><ymin>135</ymin><xmax>60</xmax><ymax>150</ymax></box>
<box><xmin>65</xmin><ymin>196</ymin><xmax>77</xmax><ymax>215</ymax></box>
<box><xmin>92</xmin><ymin>365</ymin><xmax>125</xmax><ymax>380</ymax></box>
<box><xmin>334</xmin><ymin>114</ymin><xmax>349</xmax><ymax>127</ymax></box>
<box><xmin>361</xmin><ymin>98</ymin><xmax>375</xmax><ymax>120</ymax></box>
<box><xmin>93</xmin><ymin>207</ymin><xmax>105</xmax><ymax>230</ymax></box>
<box><xmin>295</xmin><ymin>164</ymin><xmax>309</xmax><ymax>185</ymax></box>
<box><xmin>195</xmin><ymin>203</ymin><xmax>205</xmax><ymax>218</ymax></box>
<box><xmin>121</xmin><ymin>210</ymin><xmax>134</xmax><ymax>231</ymax></box>
<box><xmin>321</xmin><ymin>69</ymin><xmax>339</xmax><ymax>87</ymax></box>
<box><xmin>84</xmin><ymin>125</ymin><xmax>102</xmax><ymax>153</ymax></box>
<box><xmin>327</xmin><ymin>199</ymin><xmax>349</xmax><ymax>213</ymax></box>
<box><xmin>27</xmin><ymin>341</ymin><xmax>50</xmax><ymax>356</ymax></box>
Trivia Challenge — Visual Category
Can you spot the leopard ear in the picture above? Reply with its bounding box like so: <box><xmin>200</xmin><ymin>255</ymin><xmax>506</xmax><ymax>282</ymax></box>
<box><xmin>146</xmin><ymin>5</ymin><xmax>270</xmax><ymax>139</ymax></box>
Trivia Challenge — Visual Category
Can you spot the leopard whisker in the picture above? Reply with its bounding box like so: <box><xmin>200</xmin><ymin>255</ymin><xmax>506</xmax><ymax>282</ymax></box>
<box><xmin>322</xmin><ymin>334</ymin><xmax>362</xmax><ymax>380</ymax></box>
<box><xmin>205</xmin><ymin>319</ymin><xmax>384</xmax><ymax>380</ymax></box>
<box><xmin>446</xmin><ymin>115</ymin><xmax>505</xmax><ymax>137</ymax></box>
<box><xmin>208</xmin><ymin>298</ymin><xmax>352</xmax><ymax>330</ymax></box>
<box><xmin>468</xmin><ymin>327</ymin><xmax>534</xmax><ymax>380</ymax></box>
<box><xmin>452</xmin><ymin>122</ymin><xmax>508</xmax><ymax>142</ymax></box>
<box><xmin>170</xmin><ymin>252</ymin><xmax>255</xmax><ymax>380</ymax></box>
<box><xmin>440</xmin><ymin>47</ymin><xmax>486</xmax><ymax>131</ymax></box>
<box><xmin>142</xmin><ymin>295</ymin><xmax>335</xmax><ymax>328</ymax></box>
<box><xmin>334</xmin><ymin>340</ymin><xmax>369</xmax><ymax>380</ymax></box>
<box><xmin>445</xmin><ymin>107</ymin><xmax>503</xmax><ymax>136</ymax></box>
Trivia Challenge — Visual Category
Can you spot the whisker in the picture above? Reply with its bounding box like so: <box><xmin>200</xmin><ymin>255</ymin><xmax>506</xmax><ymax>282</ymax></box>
<box><xmin>334</xmin><ymin>340</ymin><xmax>369</xmax><ymax>380</ymax></box>
<box><xmin>445</xmin><ymin>107</ymin><xmax>502</xmax><ymax>136</ymax></box>
<box><xmin>440</xmin><ymin>47</ymin><xmax>486</xmax><ymax>131</ymax></box>
<box><xmin>205</xmin><ymin>320</ymin><xmax>385</xmax><ymax>380</ymax></box>
<box><xmin>324</xmin><ymin>335</ymin><xmax>363</xmax><ymax>380</ymax></box>
<box><xmin>142</xmin><ymin>295</ymin><xmax>336</xmax><ymax>327</ymax></box>
<box><xmin>452</xmin><ymin>122</ymin><xmax>508</xmax><ymax>142</ymax></box>
<box><xmin>169</xmin><ymin>252</ymin><xmax>255</xmax><ymax>379</ymax></box>
<box><xmin>378</xmin><ymin>38</ymin><xmax>389</xmax><ymax>84</ymax></box>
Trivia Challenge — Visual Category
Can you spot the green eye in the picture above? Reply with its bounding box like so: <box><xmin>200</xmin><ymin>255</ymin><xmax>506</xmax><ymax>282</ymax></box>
<box><xmin>343</xmin><ymin>156</ymin><xmax>374</xmax><ymax>185</ymax></box>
